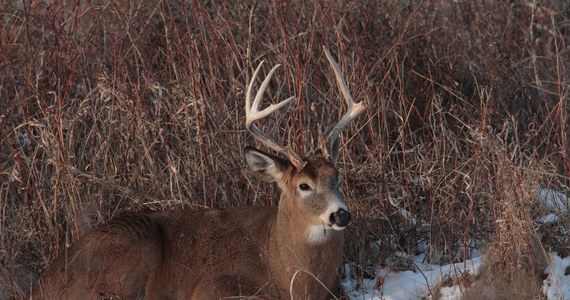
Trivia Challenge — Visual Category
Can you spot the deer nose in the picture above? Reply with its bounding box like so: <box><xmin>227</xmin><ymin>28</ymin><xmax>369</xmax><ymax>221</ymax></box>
<box><xmin>330</xmin><ymin>208</ymin><xmax>351</xmax><ymax>228</ymax></box>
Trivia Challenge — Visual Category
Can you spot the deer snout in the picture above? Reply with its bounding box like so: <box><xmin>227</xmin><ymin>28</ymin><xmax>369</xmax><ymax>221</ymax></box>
<box><xmin>330</xmin><ymin>208</ymin><xmax>351</xmax><ymax>230</ymax></box>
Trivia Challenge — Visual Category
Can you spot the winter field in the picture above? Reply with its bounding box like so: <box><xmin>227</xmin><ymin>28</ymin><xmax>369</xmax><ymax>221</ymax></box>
<box><xmin>344</xmin><ymin>189</ymin><xmax>570</xmax><ymax>299</ymax></box>
<box><xmin>1</xmin><ymin>1</ymin><xmax>569</xmax><ymax>299</ymax></box>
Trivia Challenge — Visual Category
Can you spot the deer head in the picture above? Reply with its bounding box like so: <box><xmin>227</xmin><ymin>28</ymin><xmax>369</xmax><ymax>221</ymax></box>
<box><xmin>244</xmin><ymin>46</ymin><xmax>365</xmax><ymax>241</ymax></box>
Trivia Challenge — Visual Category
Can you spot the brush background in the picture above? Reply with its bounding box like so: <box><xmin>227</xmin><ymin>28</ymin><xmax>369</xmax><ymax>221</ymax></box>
<box><xmin>1</xmin><ymin>1</ymin><xmax>569</xmax><ymax>298</ymax></box>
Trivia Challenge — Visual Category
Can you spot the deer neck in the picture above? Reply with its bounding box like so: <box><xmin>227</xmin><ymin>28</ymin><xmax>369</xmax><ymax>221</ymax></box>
<box><xmin>268</xmin><ymin>194</ymin><xmax>345</xmax><ymax>293</ymax></box>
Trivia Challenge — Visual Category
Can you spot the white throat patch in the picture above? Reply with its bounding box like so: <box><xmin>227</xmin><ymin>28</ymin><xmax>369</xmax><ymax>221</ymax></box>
<box><xmin>306</xmin><ymin>225</ymin><xmax>333</xmax><ymax>244</ymax></box>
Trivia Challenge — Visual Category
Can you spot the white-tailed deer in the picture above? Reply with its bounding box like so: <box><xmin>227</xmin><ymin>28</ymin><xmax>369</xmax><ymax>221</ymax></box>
<box><xmin>32</xmin><ymin>46</ymin><xmax>366</xmax><ymax>299</ymax></box>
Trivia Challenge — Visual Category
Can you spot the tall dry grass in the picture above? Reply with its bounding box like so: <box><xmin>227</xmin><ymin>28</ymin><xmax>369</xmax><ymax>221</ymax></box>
<box><xmin>0</xmin><ymin>0</ymin><xmax>568</xmax><ymax>298</ymax></box>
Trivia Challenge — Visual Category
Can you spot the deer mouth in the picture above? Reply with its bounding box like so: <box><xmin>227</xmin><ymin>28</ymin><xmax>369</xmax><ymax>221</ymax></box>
<box><xmin>306</xmin><ymin>208</ymin><xmax>351</xmax><ymax>243</ymax></box>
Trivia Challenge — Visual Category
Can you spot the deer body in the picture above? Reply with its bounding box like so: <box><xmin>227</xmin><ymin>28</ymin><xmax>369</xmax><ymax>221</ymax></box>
<box><xmin>33</xmin><ymin>47</ymin><xmax>365</xmax><ymax>299</ymax></box>
<box><xmin>34</xmin><ymin>158</ymin><xmax>344</xmax><ymax>299</ymax></box>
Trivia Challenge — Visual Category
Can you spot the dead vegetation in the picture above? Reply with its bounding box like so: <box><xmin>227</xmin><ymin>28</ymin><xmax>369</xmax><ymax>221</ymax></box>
<box><xmin>1</xmin><ymin>0</ymin><xmax>569</xmax><ymax>298</ymax></box>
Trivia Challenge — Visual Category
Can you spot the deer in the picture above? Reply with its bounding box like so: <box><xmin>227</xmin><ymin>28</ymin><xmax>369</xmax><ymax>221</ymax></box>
<box><xmin>31</xmin><ymin>46</ymin><xmax>366</xmax><ymax>300</ymax></box>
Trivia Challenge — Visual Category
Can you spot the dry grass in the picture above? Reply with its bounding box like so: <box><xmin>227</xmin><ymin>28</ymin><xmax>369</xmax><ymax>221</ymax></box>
<box><xmin>1</xmin><ymin>0</ymin><xmax>569</xmax><ymax>298</ymax></box>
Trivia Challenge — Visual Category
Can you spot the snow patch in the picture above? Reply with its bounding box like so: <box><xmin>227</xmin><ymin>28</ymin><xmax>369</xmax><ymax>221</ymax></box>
<box><xmin>343</xmin><ymin>255</ymin><xmax>483</xmax><ymax>299</ymax></box>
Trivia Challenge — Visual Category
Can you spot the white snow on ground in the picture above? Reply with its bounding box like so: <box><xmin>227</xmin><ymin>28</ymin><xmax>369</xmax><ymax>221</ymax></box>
<box><xmin>344</xmin><ymin>250</ymin><xmax>570</xmax><ymax>300</ymax></box>
<box><xmin>343</xmin><ymin>188</ymin><xmax>570</xmax><ymax>299</ymax></box>
<box><xmin>344</xmin><ymin>255</ymin><xmax>483</xmax><ymax>300</ymax></box>
<box><xmin>543</xmin><ymin>253</ymin><xmax>570</xmax><ymax>299</ymax></box>
<box><xmin>539</xmin><ymin>188</ymin><xmax>569</xmax><ymax>213</ymax></box>
<box><xmin>537</xmin><ymin>188</ymin><xmax>569</xmax><ymax>224</ymax></box>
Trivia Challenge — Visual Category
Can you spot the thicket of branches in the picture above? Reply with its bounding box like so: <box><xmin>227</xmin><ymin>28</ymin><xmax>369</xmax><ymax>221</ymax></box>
<box><xmin>1</xmin><ymin>1</ymin><xmax>568</xmax><ymax>298</ymax></box>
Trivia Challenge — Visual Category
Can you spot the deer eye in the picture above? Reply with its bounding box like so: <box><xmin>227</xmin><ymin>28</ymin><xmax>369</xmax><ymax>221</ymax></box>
<box><xmin>298</xmin><ymin>183</ymin><xmax>311</xmax><ymax>191</ymax></box>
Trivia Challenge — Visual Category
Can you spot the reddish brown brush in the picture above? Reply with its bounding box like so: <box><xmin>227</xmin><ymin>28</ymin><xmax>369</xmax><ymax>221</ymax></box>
<box><xmin>0</xmin><ymin>1</ymin><xmax>568</xmax><ymax>299</ymax></box>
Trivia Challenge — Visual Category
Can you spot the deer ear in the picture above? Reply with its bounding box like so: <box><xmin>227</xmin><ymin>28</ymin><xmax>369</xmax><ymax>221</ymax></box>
<box><xmin>245</xmin><ymin>146</ymin><xmax>288</xmax><ymax>182</ymax></box>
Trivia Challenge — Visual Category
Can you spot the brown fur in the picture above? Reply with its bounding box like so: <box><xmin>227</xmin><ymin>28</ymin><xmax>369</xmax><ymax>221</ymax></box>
<box><xmin>32</xmin><ymin>151</ymin><xmax>347</xmax><ymax>299</ymax></box>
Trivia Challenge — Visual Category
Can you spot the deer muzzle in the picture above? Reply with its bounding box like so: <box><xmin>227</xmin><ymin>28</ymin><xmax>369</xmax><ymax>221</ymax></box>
<box><xmin>330</xmin><ymin>208</ymin><xmax>351</xmax><ymax>229</ymax></box>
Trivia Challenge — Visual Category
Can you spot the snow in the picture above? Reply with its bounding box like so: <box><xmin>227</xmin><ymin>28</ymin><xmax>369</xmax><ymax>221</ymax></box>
<box><xmin>343</xmin><ymin>188</ymin><xmax>570</xmax><ymax>300</ymax></box>
<box><xmin>537</xmin><ymin>188</ymin><xmax>569</xmax><ymax>225</ymax></box>
<box><xmin>344</xmin><ymin>248</ymin><xmax>570</xmax><ymax>300</ymax></box>
<box><xmin>344</xmin><ymin>255</ymin><xmax>483</xmax><ymax>300</ymax></box>
<box><xmin>543</xmin><ymin>253</ymin><xmax>570</xmax><ymax>299</ymax></box>
<box><xmin>539</xmin><ymin>188</ymin><xmax>569</xmax><ymax>213</ymax></box>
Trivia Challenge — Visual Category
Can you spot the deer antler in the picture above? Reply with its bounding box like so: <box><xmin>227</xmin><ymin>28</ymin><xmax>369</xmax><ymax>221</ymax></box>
<box><xmin>321</xmin><ymin>46</ymin><xmax>366</xmax><ymax>160</ymax></box>
<box><xmin>245</xmin><ymin>61</ymin><xmax>305</xmax><ymax>169</ymax></box>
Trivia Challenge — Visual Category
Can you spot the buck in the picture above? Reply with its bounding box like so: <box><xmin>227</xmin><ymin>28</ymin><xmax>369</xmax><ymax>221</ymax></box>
<box><xmin>32</xmin><ymin>46</ymin><xmax>366</xmax><ymax>299</ymax></box>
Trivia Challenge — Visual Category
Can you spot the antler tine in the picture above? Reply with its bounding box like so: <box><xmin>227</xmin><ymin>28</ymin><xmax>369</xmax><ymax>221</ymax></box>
<box><xmin>322</xmin><ymin>46</ymin><xmax>366</xmax><ymax>159</ymax></box>
<box><xmin>245</xmin><ymin>61</ymin><xmax>305</xmax><ymax>169</ymax></box>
